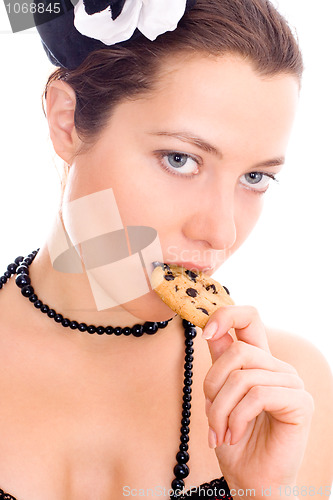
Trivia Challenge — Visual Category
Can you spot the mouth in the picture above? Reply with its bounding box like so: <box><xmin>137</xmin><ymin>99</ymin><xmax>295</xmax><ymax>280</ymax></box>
<box><xmin>152</xmin><ymin>261</ymin><xmax>214</xmax><ymax>274</ymax></box>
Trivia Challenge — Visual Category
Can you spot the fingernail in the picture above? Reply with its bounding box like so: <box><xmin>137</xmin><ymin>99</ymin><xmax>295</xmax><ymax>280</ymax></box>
<box><xmin>224</xmin><ymin>428</ymin><xmax>232</xmax><ymax>446</ymax></box>
<box><xmin>208</xmin><ymin>427</ymin><xmax>217</xmax><ymax>448</ymax></box>
<box><xmin>202</xmin><ymin>322</ymin><xmax>218</xmax><ymax>340</ymax></box>
<box><xmin>205</xmin><ymin>398</ymin><xmax>212</xmax><ymax>415</ymax></box>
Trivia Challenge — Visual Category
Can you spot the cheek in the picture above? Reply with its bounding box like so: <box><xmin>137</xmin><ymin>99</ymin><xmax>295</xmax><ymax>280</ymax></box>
<box><xmin>234</xmin><ymin>194</ymin><xmax>264</xmax><ymax>248</ymax></box>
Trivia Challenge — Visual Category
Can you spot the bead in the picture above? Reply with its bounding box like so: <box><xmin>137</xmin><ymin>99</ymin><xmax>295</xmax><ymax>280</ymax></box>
<box><xmin>7</xmin><ymin>263</ymin><xmax>17</xmax><ymax>274</ymax></box>
<box><xmin>47</xmin><ymin>309</ymin><xmax>56</xmax><ymax>318</ymax></box>
<box><xmin>173</xmin><ymin>463</ymin><xmax>189</xmax><ymax>479</ymax></box>
<box><xmin>176</xmin><ymin>451</ymin><xmax>189</xmax><ymax>464</ymax></box>
<box><xmin>0</xmin><ymin>276</ymin><xmax>7</xmax><ymax>284</ymax></box>
<box><xmin>185</xmin><ymin>347</ymin><xmax>194</xmax><ymax>355</ymax></box>
<box><xmin>157</xmin><ymin>321</ymin><xmax>168</xmax><ymax>329</ymax></box>
<box><xmin>184</xmin><ymin>362</ymin><xmax>192</xmax><ymax>370</ymax></box>
<box><xmin>61</xmin><ymin>318</ymin><xmax>70</xmax><ymax>327</ymax></box>
<box><xmin>131</xmin><ymin>324</ymin><xmax>144</xmax><ymax>337</ymax></box>
<box><xmin>41</xmin><ymin>304</ymin><xmax>49</xmax><ymax>313</ymax></box>
<box><xmin>180</xmin><ymin>434</ymin><xmax>189</xmax><ymax>444</ymax></box>
<box><xmin>182</xmin><ymin>319</ymin><xmax>195</xmax><ymax>328</ymax></box>
<box><xmin>27</xmin><ymin>253</ymin><xmax>35</xmax><ymax>260</ymax></box>
<box><xmin>181</xmin><ymin>417</ymin><xmax>190</xmax><ymax>427</ymax></box>
<box><xmin>32</xmin><ymin>250</ymin><xmax>39</xmax><ymax>256</ymax></box>
<box><xmin>143</xmin><ymin>321</ymin><xmax>158</xmax><ymax>334</ymax></box>
<box><xmin>15</xmin><ymin>274</ymin><xmax>31</xmax><ymax>288</ymax></box>
<box><xmin>183</xmin><ymin>386</ymin><xmax>192</xmax><ymax>395</ymax></box>
<box><xmin>185</xmin><ymin>338</ymin><xmax>193</xmax><ymax>347</ymax></box>
<box><xmin>14</xmin><ymin>256</ymin><xmax>24</xmax><ymax>265</ymax></box>
<box><xmin>183</xmin><ymin>394</ymin><xmax>192</xmax><ymax>403</ymax></box>
<box><xmin>180</xmin><ymin>425</ymin><xmax>190</xmax><ymax>435</ymax></box>
<box><xmin>23</xmin><ymin>257</ymin><xmax>32</xmax><ymax>265</ymax></box>
<box><xmin>16</xmin><ymin>265</ymin><xmax>29</xmax><ymax>275</ymax></box>
<box><xmin>78</xmin><ymin>323</ymin><xmax>87</xmax><ymax>332</ymax></box>
<box><xmin>114</xmin><ymin>327</ymin><xmax>122</xmax><ymax>336</ymax></box>
<box><xmin>122</xmin><ymin>326</ymin><xmax>131</xmax><ymax>336</ymax></box>
<box><xmin>182</xmin><ymin>409</ymin><xmax>191</xmax><ymax>418</ymax></box>
<box><xmin>184</xmin><ymin>326</ymin><xmax>197</xmax><ymax>339</ymax></box>
<box><xmin>0</xmin><ymin>283</ymin><xmax>2</xmax><ymax>289</ymax></box>
<box><xmin>70</xmin><ymin>321</ymin><xmax>79</xmax><ymax>330</ymax></box>
<box><xmin>34</xmin><ymin>300</ymin><xmax>43</xmax><ymax>309</ymax></box>
<box><xmin>182</xmin><ymin>402</ymin><xmax>191</xmax><ymax>410</ymax></box>
<box><xmin>185</xmin><ymin>354</ymin><xmax>193</xmax><ymax>363</ymax></box>
<box><xmin>87</xmin><ymin>325</ymin><xmax>96</xmax><ymax>334</ymax></box>
<box><xmin>105</xmin><ymin>326</ymin><xmax>114</xmax><ymax>335</ymax></box>
<box><xmin>171</xmin><ymin>478</ymin><xmax>185</xmax><ymax>492</ymax></box>
<box><xmin>184</xmin><ymin>378</ymin><xmax>192</xmax><ymax>386</ymax></box>
<box><xmin>21</xmin><ymin>285</ymin><xmax>34</xmax><ymax>297</ymax></box>
<box><xmin>54</xmin><ymin>314</ymin><xmax>63</xmax><ymax>323</ymax></box>
<box><xmin>179</xmin><ymin>443</ymin><xmax>188</xmax><ymax>452</ymax></box>
<box><xmin>4</xmin><ymin>271</ymin><xmax>11</xmax><ymax>278</ymax></box>
<box><xmin>96</xmin><ymin>326</ymin><xmax>105</xmax><ymax>335</ymax></box>
<box><xmin>29</xmin><ymin>294</ymin><xmax>38</xmax><ymax>303</ymax></box>
<box><xmin>184</xmin><ymin>370</ymin><xmax>193</xmax><ymax>379</ymax></box>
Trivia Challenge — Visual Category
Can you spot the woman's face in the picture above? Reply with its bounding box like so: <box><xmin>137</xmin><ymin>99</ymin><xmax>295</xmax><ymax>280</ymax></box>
<box><xmin>61</xmin><ymin>54</ymin><xmax>299</xmax><ymax>318</ymax></box>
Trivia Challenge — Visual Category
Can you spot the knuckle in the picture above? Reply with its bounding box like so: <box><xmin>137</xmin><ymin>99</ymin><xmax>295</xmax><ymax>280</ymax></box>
<box><xmin>229</xmin><ymin>369</ymin><xmax>245</xmax><ymax>388</ymax></box>
<box><xmin>303</xmin><ymin>391</ymin><xmax>315</xmax><ymax>414</ymax></box>
<box><xmin>245</xmin><ymin>305</ymin><xmax>260</xmax><ymax>319</ymax></box>
<box><xmin>248</xmin><ymin>385</ymin><xmax>264</xmax><ymax>400</ymax></box>
<box><xmin>203</xmin><ymin>374</ymin><xmax>218</xmax><ymax>400</ymax></box>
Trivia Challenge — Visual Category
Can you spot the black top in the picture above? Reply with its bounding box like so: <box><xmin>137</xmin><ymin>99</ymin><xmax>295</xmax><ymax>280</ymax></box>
<box><xmin>0</xmin><ymin>477</ymin><xmax>232</xmax><ymax>499</ymax></box>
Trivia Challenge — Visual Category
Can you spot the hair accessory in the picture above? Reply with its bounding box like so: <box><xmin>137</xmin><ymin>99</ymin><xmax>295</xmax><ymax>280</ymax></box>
<box><xmin>75</xmin><ymin>0</ymin><xmax>188</xmax><ymax>46</ymax></box>
<box><xmin>34</xmin><ymin>0</ymin><xmax>197</xmax><ymax>70</ymax></box>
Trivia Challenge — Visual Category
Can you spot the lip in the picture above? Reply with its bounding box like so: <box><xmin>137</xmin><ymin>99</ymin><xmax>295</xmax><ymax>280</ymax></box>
<box><xmin>165</xmin><ymin>261</ymin><xmax>214</xmax><ymax>273</ymax></box>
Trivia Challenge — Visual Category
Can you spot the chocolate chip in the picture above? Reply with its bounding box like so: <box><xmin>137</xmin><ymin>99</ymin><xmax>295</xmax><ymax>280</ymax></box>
<box><xmin>212</xmin><ymin>302</ymin><xmax>216</xmax><ymax>305</ymax></box>
<box><xmin>175</xmin><ymin>285</ymin><xmax>179</xmax><ymax>292</ymax></box>
<box><xmin>223</xmin><ymin>285</ymin><xmax>230</xmax><ymax>295</ymax></box>
<box><xmin>206</xmin><ymin>284</ymin><xmax>217</xmax><ymax>294</ymax></box>
<box><xmin>186</xmin><ymin>288</ymin><xmax>198</xmax><ymax>298</ymax></box>
<box><xmin>196</xmin><ymin>307</ymin><xmax>209</xmax><ymax>315</ymax></box>
<box><xmin>164</xmin><ymin>274</ymin><xmax>175</xmax><ymax>281</ymax></box>
<box><xmin>163</xmin><ymin>264</ymin><xmax>171</xmax><ymax>271</ymax></box>
<box><xmin>185</xmin><ymin>270</ymin><xmax>198</xmax><ymax>282</ymax></box>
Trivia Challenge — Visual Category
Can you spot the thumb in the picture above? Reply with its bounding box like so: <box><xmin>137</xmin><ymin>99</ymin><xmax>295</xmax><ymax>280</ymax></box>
<box><xmin>206</xmin><ymin>330</ymin><xmax>234</xmax><ymax>364</ymax></box>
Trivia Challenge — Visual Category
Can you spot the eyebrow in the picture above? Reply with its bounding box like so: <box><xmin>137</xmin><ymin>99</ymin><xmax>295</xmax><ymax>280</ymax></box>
<box><xmin>149</xmin><ymin>130</ymin><xmax>285</xmax><ymax>168</ymax></box>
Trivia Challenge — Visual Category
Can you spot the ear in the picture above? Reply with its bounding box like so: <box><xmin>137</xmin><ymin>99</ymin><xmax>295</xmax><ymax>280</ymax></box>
<box><xmin>46</xmin><ymin>80</ymin><xmax>81</xmax><ymax>164</ymax></box>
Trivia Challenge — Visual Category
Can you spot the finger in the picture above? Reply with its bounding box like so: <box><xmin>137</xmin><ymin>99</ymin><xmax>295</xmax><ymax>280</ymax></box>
<box><xmin>227</xmin><ymin>386</ymin><xmax>314</xmax><ymax>446</ymax></box>
<box><xmin>204</xmin><ymin>340</ymin><xmax>298</xmax><ymax>403</ymax></box>
<box><xmin>206</xmin><ymin>369</ymin><xmax>305</xmax><ymax>447</ymax></box>
<box><xmin>203</xmin><ymin>306</ymin><xmax>270</xmax><ymax>361</ymax></box>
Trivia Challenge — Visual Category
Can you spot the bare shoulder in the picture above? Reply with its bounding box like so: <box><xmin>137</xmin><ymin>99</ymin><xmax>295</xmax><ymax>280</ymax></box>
<box><xmin>266</xmin><ymin>326</ymin><xmax>333</xmax><ymax>489</ymax></box>
<box><xmin>266</xmin><ymin>326</ymin><xmax>333</xmax><ymax>388</ymax></box>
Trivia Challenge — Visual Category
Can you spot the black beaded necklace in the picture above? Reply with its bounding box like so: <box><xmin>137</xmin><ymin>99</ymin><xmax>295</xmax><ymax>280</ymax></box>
<box><xmin>0</xmin><ymin>249</ymin><xmax>196</xmax><ymax>499</ymax></box>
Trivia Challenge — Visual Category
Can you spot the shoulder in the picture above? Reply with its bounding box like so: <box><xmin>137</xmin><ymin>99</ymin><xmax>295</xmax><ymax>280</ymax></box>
<box><xmin>266</xmin><ymin>326</ymin><xmax>333</xmax><ymax>390</ymax></box>
<box><xmin>266</xmin><ymin>326</ymin><xmax>333</xmax><ymax>488</ymax></box>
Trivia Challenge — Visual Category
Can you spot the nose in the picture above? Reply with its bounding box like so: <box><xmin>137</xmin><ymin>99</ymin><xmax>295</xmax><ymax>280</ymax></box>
<box><xmin>182</xmin><ymin>184</ymin><xmax>237</xmax><ymax>251</ymax></box>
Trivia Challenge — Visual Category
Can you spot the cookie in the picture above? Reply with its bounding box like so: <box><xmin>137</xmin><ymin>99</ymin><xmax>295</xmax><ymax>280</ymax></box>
<box><xmin>151</xmin><ymin>263</ymin><xmax>234</xmax><ymax>329</ymax></box>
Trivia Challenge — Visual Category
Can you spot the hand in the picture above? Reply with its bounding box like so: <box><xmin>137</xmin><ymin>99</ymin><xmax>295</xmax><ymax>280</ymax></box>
<box><xmin>202</xmin><ymin>305</ymin><xmax>314</xmax><ymax>499</ymax></box>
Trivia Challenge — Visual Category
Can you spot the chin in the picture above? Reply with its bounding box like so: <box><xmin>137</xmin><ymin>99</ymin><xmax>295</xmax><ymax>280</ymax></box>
<box><xmin>120</xmin><ymin>289</ymin><xmax>176</xmax><ymax>323</ymax></box>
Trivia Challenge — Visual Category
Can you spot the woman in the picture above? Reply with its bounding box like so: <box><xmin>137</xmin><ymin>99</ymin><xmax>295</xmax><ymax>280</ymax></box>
<box><xmin>0</xmin><ymin>0</ymin><xmax>332</xmax><ymax>499</ymax></box>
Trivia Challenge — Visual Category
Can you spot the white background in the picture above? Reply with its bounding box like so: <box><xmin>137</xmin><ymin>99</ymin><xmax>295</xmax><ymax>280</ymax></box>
<box><xmin>0</xmin><ymin>1</ymin><xmax>332</xmax><ymax>368</ymax></box>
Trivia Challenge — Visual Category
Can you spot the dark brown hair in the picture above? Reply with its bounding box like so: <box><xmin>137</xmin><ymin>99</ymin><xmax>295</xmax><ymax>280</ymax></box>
<box><xmin>44</xmin><ymin>0</ymin><xmax>303</xmax><ymax>191</ymax></box>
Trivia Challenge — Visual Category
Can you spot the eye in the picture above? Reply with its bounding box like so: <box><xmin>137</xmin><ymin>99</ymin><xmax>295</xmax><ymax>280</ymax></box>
<box><xmin>156</xmin><ymin>151</ymin><xmax>200</xmax><ymax>177</ymax></box>
<box><xmin>240</xmin><ymin>172</ymin><xmax>278</xmax><ymax>193</ymax></box>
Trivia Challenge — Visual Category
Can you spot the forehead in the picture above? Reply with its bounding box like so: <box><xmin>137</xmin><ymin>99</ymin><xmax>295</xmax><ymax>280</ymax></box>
<box><xmin>108</xmin><ymin>54</ymin><xmax>300</xmax><ymax>157</ymax></box>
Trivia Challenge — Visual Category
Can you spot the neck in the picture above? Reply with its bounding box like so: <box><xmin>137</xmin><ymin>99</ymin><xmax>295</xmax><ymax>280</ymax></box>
<box><xmin>15</xmin><ymin>240</ymin><xmax>184</xmax><ymax>355</ymax></box>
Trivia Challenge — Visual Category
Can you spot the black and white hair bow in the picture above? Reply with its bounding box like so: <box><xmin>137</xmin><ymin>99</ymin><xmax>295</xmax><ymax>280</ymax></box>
<box><xmin>34</xmin><ymin>0</ymin><xmax>197</xmax><ymax>69</ymax></box>
<box><xmin>75</xmin><ymin>0</ymin><xmax>192</xmax><ymax>45</ymax></box>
